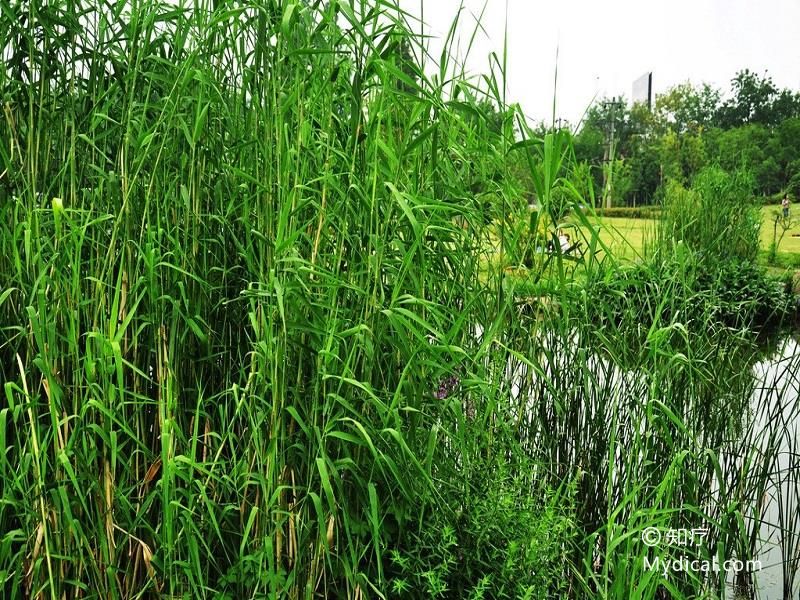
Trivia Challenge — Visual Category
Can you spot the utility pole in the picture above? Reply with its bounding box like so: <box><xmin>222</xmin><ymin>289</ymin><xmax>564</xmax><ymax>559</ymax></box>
<box><xmin>600</xmin><ymin>97</ymin><xmax>624</xmax><ymax>209</ymax></box>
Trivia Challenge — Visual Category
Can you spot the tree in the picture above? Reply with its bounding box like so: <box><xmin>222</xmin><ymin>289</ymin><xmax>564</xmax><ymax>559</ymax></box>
<box><xmin>659</xmin><ymin>130</ymin><xmax>683</xmax><ymax>182</ymax></box>
<box><xmin>787</xmin><ymin>168</ymin><xmax>800</xmax><ymax>199</ymax></box>
<box><xmin>706</xmin><ymin>125</ymin><xmax>768</xmax><ymax>189</ymax></box>
<box><xmin>574</xmin><ymin>97</ymin><xmax>639</xmax><ymax>205</ymax></box>
<box><xmin>775</xmin><ymin>118</ymin><xmax>800</xmax><ymax>182</ymax></box>
<box><xmin>655</xmin><ymin>82</ymin><xmax>721</xmax><ymax>133</ymax></box>
<box><xmin>571</xmin><ymin>76</ymin><xmax>800</xmax><ymax>204</ymax></box>
<box><xmin>771</xmin><ymin>89</ymin><xmax>800</xmax><ymax>124</ymax></box>
<box><xmin>627</xmin><ymin>143</ymin><xmax>661</xmax><ymax>205</ymax></box>
<box><xmin>716</xmin><ymin>69</ymin><xmax>800</xmax><ymax>128</ymax></box>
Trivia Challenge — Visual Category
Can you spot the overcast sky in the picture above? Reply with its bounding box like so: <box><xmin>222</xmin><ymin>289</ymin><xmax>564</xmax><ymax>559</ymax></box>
<box><xmin>397</xmin><ymin>0</ymin><xmax>800</xmax><ymax>128</ymax></box>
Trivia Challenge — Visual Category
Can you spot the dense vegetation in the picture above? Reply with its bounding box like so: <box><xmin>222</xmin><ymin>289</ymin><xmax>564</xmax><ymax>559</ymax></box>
<box><xmin>571</xmin><ymin>71</ymin><xmax>800</xmax><ymax>206</ymax></box>
<box><xmin>1</xmin><ymin>1</ymin><xmax>798</xmax><ymax>599</ymax></box>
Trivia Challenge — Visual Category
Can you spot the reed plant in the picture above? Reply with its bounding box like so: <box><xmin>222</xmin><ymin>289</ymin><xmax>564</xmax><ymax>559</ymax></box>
<box><xmin>1</xmin><ymin>1</ymin><xmax>798</xmax><ymax>599</ymax></box>
<box><xmin>0</xmin><ymin>0</ymin><xmax>580</xmax><ymax>596</ymax></box>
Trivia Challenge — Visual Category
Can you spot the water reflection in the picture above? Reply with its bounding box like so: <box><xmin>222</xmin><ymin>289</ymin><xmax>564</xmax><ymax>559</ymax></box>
<box><xmin>485</xmin><ymin>319</ymin><xmax>799</xmax><ymax>599</ymax></box>
<box><xmin>746</xmin><ymin>335</ymin><xmax>800</xmax><ymax>599</ymax></box>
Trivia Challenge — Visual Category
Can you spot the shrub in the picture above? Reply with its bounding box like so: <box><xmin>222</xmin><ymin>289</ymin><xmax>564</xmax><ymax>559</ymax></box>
<box><xmin>788</xmin><ymin>170</ymin><xmax>800</xmax><ymax>200</ymax></box>
<box><xmin>697</xmin><ymin>258</ymin><xmax>796</xmax><ymax>327</ymax></box>
<box><xmin>389</xmin><ymin>451</ymin><xmax>577</xmax><ymax>599</ymax></box>
<box><xmin>657</xmin><ymin>167</ymin><xmax>761</xmax><ymax>263</ymax></box>
<box><xmin>586</xmin><ymin>251</ymin><xmax>795</xmax><ymax>342</ymax></box>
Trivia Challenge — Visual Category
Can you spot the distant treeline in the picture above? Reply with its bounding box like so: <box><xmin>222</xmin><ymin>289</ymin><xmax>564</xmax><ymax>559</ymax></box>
<box><xmin>571</xmin><ymin>70</ymin><xmax>800</xmax><ymax>206</ymax></box>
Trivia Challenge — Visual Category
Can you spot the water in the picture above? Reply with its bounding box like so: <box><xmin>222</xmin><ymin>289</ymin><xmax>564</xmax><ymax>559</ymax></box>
<box><xmin>486</xmin><ymin>320</ymin><xmax>800</xmax><ymax>598</ymax></box>
<box><xmin>746</xmin><ymin>335</ymin><xmax>800</xmax><ymax>599</ymax></box>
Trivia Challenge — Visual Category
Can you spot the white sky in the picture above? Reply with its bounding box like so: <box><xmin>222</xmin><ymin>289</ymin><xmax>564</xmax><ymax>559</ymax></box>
<box><xmin>397</xmin><ymin>0</ymin><xmax>800</xmax><ymax>127</ymax></box>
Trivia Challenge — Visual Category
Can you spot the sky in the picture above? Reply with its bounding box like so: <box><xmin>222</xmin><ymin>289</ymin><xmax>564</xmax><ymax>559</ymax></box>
<box><xmin>397</xmin><ymin>0</ymin><xmax>800</xmax><ymax>128</ymax></box>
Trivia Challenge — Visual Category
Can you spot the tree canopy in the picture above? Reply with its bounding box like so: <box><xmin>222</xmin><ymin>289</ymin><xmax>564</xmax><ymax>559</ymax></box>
<box><xmin>572</xmin><ymin>70</ymin><xmax>800</xmax><ymax>205</ymax></box>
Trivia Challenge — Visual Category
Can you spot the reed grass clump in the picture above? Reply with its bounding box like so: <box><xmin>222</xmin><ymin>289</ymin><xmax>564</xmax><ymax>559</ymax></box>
<box><xmin>656</xmin><ymin>166</ymin><xmax>762</xmax><ymax>263</ymax></box>
<box><xmin>1</xmin><ymin>1</ymin><xmax>799</xmax><ymax>599</ymax></box>
<box><xmin>0</xmin><ymin>0</ymin><xmax>580</xmax><ymax>596</ymax></box>
<box><xmin>600</xmin><ymin>165</ymin><xmax>799</xmax><ymax>336</ymax></box>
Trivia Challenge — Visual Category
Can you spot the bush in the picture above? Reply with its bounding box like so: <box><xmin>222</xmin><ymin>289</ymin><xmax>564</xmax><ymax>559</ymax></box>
<box><xmin>657</xmin><ymin>167</ymin><xmax>761</xmax><ymax>263</ymax></box>
<box><xmin>759</xmin><ymin>191</ymin><xmax>788</xmax><ymax>205</ymax></box>
<box><xmin>389</xmin><ymin>451</ymin><xmax>577</xmax><ymax>599</ymax></box>
<box><xmin>698</xmin><ymin>258</ymin><xmax>796</xmax><ymax>327</ymax></box>
<box><xmin>586</xmin><ymin>252</ymin><xmax>795</xmax><ymax>339</ymax></box>
<box><xmin>788</xmin><ymin>170</ymin><xmax>800</xmax><ymax>200</ymax></box>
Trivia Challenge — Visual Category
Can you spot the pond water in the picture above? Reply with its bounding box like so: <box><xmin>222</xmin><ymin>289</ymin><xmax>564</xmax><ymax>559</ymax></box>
<box><xmin>745</xmin><ymin>335</ymin><xmax>799</xmax><ymax>599</ymax></box>
<box><xmin>480</xmin><ymin>322</ymin><xmax>800</xmax><ymax>598</ymax></box>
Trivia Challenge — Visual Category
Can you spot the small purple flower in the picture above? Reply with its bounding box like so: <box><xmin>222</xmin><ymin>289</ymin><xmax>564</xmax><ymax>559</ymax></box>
<box><xmin>433</xmin><ymin>375</ymin><xmax>460</xmax><ymax>399</ymax></box>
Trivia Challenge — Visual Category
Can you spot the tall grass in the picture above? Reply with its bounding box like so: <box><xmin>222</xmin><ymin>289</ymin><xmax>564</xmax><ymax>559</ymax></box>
<box><xmin>0</xmin><ymin>0</ymin><xmax>577</xmax><ymax>596</ymax></box>
<box><xmin>1</xmin><ymin>1</ymin><xmax>798</xmax><ymax>599</ymax></box>
<box><xmin>654</xmin><ymin>167</ymin><xmax>762</xmax><ymax>263</ymax></box>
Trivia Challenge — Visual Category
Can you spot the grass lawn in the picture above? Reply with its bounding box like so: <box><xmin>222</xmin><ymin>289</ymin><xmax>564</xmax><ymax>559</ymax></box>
<box><xmin>760</xmin><ymin>206</ymin><xmax>800</xmax><ymax>257</ymax></box>
<box><xmin>579</xmin><ymin>206</ymin><xmax>800</xmax><ymax>264</ymax></box>
<box><xmin>582</xmin><ymin>215</ymin><xmax>653</xmax><ymax>260</ymax></box>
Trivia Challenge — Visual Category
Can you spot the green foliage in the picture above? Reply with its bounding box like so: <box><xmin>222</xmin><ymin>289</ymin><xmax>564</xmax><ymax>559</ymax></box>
<box><xmin>585</xmin><ymin>169</ymin><xmax>794</xmax><ymax>350</ymax></box>
<box><xmin>575</xmin><ymin>72</ymin><xmax>800</xmax><ymax>205</ymax></box>
<box><xmin>389</xmin><ymin>453</ymin><xmax>576</xmax><ymax>600</ymax></box>
<box><xmin>503</xmin><ymin>127</ymin><xmax>609</xmax><ymax>275</ymax></box>
<box><xmin>0</xmin><ymin>0</ymin><xmax>545</xmax><ymax>596</ymax></box>
<box><xmin>788</xmin><ymin>169</ymin><xmax>800</xmax><ymax>199</ymax></box>
<box><xmin>594</xmin><ymin>206</ymin><xmax>663</xmax><ymax>219</ymax></box>
<box><xmin>717</xmin><ymin>69</ymin><xmax>800</xmax><ymax>128</ymax></box>
<box><xmin>697</xmin><ymin>258</ymin><xmax>794</xmax><ymax>326</ymax></box>
<box><xmin>655</xmin><ymin>82</ymin><xmax>721</xmax><ymax>132</ymax></box>
<box><xmin>642</xmin><ymin>166</ymin><xmax>795</xmax><ymax>326</ymax></box>
<box><xmin>607</xmin><ymin>157</ymin><xmax>633</xmax><ymax>206</ymax></box>
<box><xmin>1</xmin><ymin>2</ymin><xmax>799</xmax><ymax>600</ymax></box>
<box><xmin>657</xmin><ymin>167</ymin><xmax>761</xmax><ymax>263</ymax></box>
